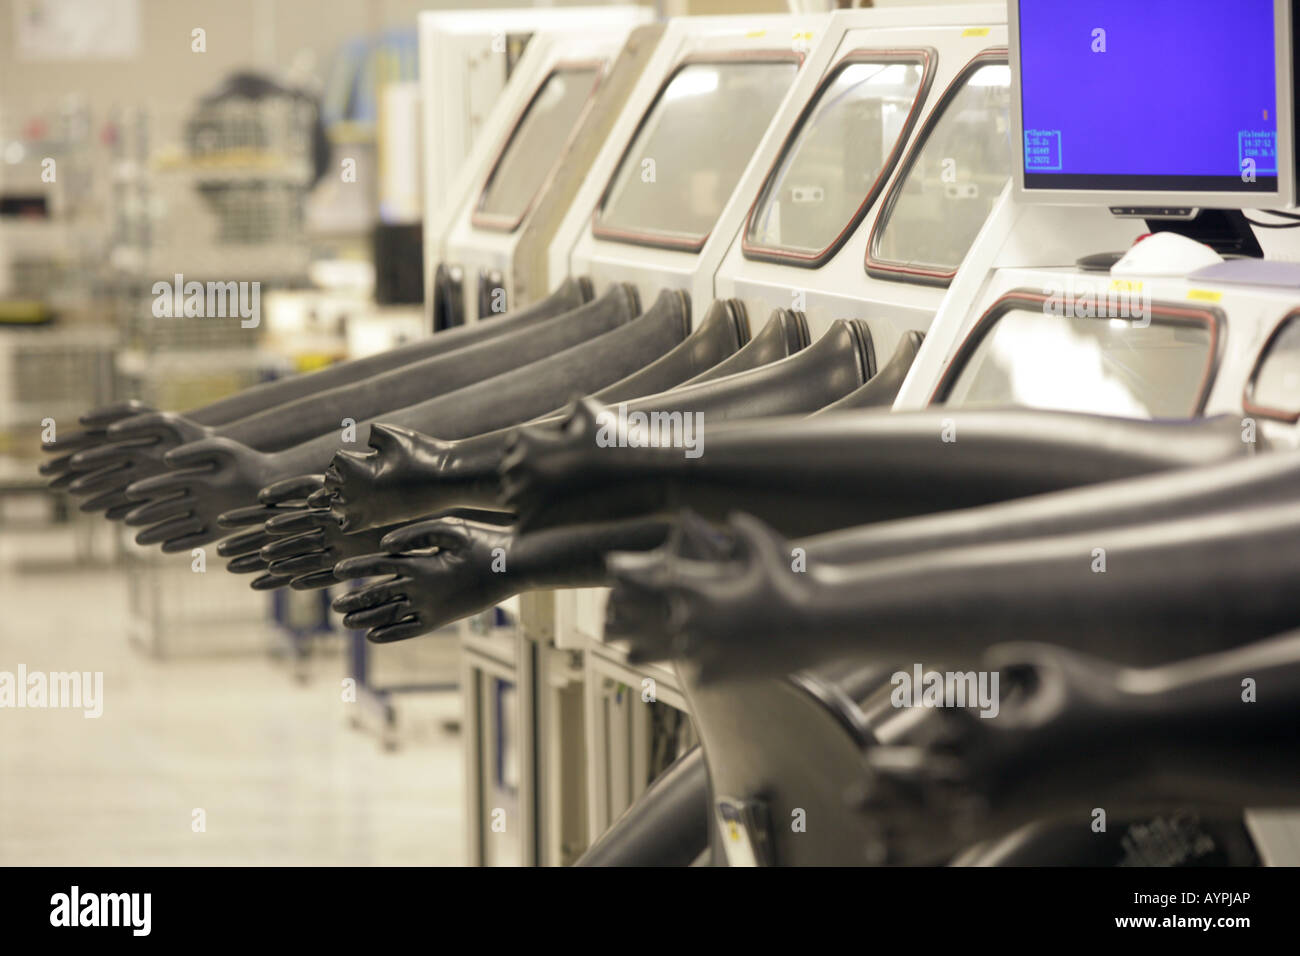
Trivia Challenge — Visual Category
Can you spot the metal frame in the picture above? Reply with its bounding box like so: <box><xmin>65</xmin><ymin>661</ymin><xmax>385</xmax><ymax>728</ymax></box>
<box><xmin>582</xmin><ymin>642</ymin><xmax>691</xmax><ymax>844</ymax></box>
<box><xmin>460</xmin><ymin>625</ymin><xmax>533</xmax><ymax>867</ymax></box>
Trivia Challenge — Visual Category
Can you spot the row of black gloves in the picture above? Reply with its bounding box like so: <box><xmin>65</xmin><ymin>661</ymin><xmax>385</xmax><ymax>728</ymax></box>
<box><xmin>41</xmin><ymin>278</ymin><xmax>1300</xmax><ymax>864</ymax></box>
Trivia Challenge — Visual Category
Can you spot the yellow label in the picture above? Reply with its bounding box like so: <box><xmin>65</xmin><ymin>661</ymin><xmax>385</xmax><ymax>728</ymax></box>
<box><xmin>0</xmin><ymin>300</ymin><xmax>50</xmax><ymax>323</ymax></box>
<box><xmin>962</xmin><ymin>27</ymin><xmax>991</xmax><ymax>37</ymax></box>
<box><xmin>1110</xmin><ymin>279</ymin><xmax>1143</xmax><ymax>294</ymax></box>
<box><xmin>744</xmin><ymin>29</ymin><xmax>766</xmax><ymax>38</ymax></box>
<box><xmin>1187</xmin><ymin>288</ymin><xmax>1222</xmax><ymax>303</ymax></box>
<box><xmin>295</xmin><ymin>352</ymin><xmax>341</xmax><ymax>373</ymax></box>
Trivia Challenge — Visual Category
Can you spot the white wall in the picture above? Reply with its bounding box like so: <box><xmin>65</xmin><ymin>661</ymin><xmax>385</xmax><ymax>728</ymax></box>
<box><xmin>0</xmin><ymin>0</ymin><xmax>632</xmax><ymax>120</ymax></box>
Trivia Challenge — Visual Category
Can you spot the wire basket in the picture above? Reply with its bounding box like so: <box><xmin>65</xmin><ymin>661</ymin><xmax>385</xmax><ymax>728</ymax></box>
<box><xmin>0</xmin><ymin>326</ymin><xmax>116</xmax><ymax>459</ymax></box>
<box><xmin>109</xmin><ymin>100</ymin><xmax>315</xmax><ymax>285</ymax></box>
<box><xmin>114</xmin><ymin>340</ymin><xmax>290</xmax><ymax>411</ymax></box>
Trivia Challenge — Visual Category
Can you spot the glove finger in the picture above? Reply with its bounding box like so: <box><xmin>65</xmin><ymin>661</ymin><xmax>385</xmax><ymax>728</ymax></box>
<box><xmin>123</xmin><ymin>494</ymin><xmax>192</xmax><ymax>528</ymax></box>
<box><xmin>334</xmin><ymin>553</ymin><xmax>410</xmax><ymax>580</ymax></box>
<box><xmin>343</xmin><ymin>599</ymin><xmax>413</xmax><ymax>631</ymax></box>
<box><xmin>267</xmin><ymin>551</ymin><xmax>333</xmax><ymax>576</ymax></box>
<box><xmin>217</xmin><ymin>527</ymin><xmax>275</xmax><ymax>558</ymax></box>
<box><xmin>258</xmin><ymin>473</ymin><xmax>325</xmax><ymax>505</ymax></box>
<box><xmin>135</xmin><ymin>514</ymin><xmax>201</xmax><ymax>547</ymax></box>
<box><xmin>289</xmin><ymin>568</ymin><xmax>339</xmax><ymax>591</ymax></box>
<box><xmin>160</xmin><ymin>527</ymin><xmax>217</xmax><ymax>554</ymax></box>
<box><xmin>260</xmin><ymin>529</ymin><xmax>324</xmax><ymax>561</ymax></box>
<box><xmin>226</xmin><ymin>553</ymin><xmax>269</xmax><ymax>574</ymax></box>
<box><xmin>332</xmin><ymin>578</ymin><xmax>408</xmax><ymax>613</ymax></box>
<box><xmin>367</xmin><ymin>617</ymin><xmax>430</xmax><ymax>644</ymax></box>
<box><xmin>264</xmin><ymin>508</ymin><xmax>331</xmax><ymax>536</ymax></box>
<box><xmin>251</xmin><ymin>573</ymin><xmax>291</xmax><ymax>591</ymax></box>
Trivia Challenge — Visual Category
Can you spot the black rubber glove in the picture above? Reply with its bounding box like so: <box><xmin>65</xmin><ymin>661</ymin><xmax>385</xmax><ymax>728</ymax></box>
<box><xmin>62</xmin><ymin>411</ymin><xmax>212</xmax><ymax>517</ymax></box>
<box><xmin>214</xmin><ymin>474</ymin><xmax>328</xmax><ymax>589</ymax></box>
<box><xmin>260</xmin><ymin>512</ymin><xmax>403</xmax><ymax>591</ymax></box>
<box><xmin>170</xmin><ymin>275</ymin><xmax>591</xmax><ymax>425</ymax></box>
<box><xmin>606</xmin><ymin>499</ymin><xmax>1300</xmax><ymax>682</ymax></box>
<box><xmin>56</xmin><ymin>282</ymin><xmax>627</xmax><ymax>510</ymax></box>
<box><xmin>332</xmin><ymin>517</ymin><xmax>672</xmax><ymax>642</ymax></box>
<box><xmin>587</xmin><ymin>453</ymin><xmax>1300</xmax><ymax>865</ymax></box>
<box><xmin>123</xmin><ymin>436</ymin><xmax>286</xmax><ymax>553</ymax></box>
<box><xmin>41</xmin><ymin>280</ymin><xmax>590</xmax><ymax>509</ymax></box>
<box><xmin>602</xmin><ymin>449</ymin><xmax>1300</xmax><ymax>643</ymax></box>
<box><xmin>483</xmin><ymin>329</ymin><xmax>913</xmax><ymax>534</ymax></box>
<box><xmin>205</xmin><ymin>280</ymin><xmax>638</xmax><ymax>453</ymax></box>
<box><xmin>331</xmin><ymin>517</ymin><xmax>518</xmax><ymax>642</ymax></box>
<box><xmin>39</xmin><ymin>401</ymin><xmax>154</xmax><ymax>506</ymax></box>
<box><xmin>804</xmin><ymin>446</ymin><xmax>1300</xmax><ymax>566</ymax></box>
<box><xmin>574</xmin><ymin>746</ymin><xmax>710</xmax><ymax>867</ymax></box>
<box><xmin>244</xmin><ymin>501</ymin><xmax>508</xmax><ymax>591</ymax></box>
<box><xmin>587</xmin><ymin>449</ymin><xmax>1300</xmax><ymax>602</ymax></box>
<box><xmin>853</xmin><ymin>635</ymin><xmax>1300</xmax><ymax>864</ymax></box>
<box><xmin>811</xmin><ymin>330</ymin><xmax>923</xmax><ymax>415</ymax></box>
<box><xmin>602</xmin><ymin>510</ymin><xmax>739</xmax><ymax>664</ymax></box>
<box><xmin>503</xmin><ymin>404</ymin><xmax>1249</xmax><ymax>535</ymax></box>
<box><xmin>315</xmin><ymin>304</ymin><xmax>805</xmax><ymax>532</ymax></box>
<box><xmin>120</xmin><ymin>288</ymin><xmax>689</xmax><ymax>553</ymax></box>
<box><xmin>599</xmin><ymin>450</ymin><xmax>1300</xmax><ymax>608</ymax></box>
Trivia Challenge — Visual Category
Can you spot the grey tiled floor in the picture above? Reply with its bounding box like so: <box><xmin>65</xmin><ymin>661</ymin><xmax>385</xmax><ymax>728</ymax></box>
<box><xmin>0</xmin><ymin>519</ymin><xmax>465</xmax><ymax>866</ymax></box>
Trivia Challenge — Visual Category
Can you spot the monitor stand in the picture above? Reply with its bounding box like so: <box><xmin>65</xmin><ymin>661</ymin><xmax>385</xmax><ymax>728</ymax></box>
<box><xmin>1141</xmin><ymin>208</ymin><xmax>1264</xmax><ymax>259</ymax></box>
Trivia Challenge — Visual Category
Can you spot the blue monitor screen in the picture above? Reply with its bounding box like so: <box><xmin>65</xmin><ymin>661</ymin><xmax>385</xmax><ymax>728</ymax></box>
<box><xmin>1018</xmin><ymin>0</ymin><xmax>1280</xmax><ymax>192</ymax></box>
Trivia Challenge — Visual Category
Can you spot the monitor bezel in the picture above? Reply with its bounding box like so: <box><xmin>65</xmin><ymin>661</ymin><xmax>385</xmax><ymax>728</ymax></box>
<box><xmin>1008</xmin><ymin>0</ymin><xmax>1296</xmax><ymax>209</ymax></box>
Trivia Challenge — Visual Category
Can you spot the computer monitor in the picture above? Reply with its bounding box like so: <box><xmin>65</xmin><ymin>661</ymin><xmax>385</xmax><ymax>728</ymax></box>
<box><xmin>1009</xmin><ymin>0</ymin><xmax>1296</xmax><ymax>212</ymax></box>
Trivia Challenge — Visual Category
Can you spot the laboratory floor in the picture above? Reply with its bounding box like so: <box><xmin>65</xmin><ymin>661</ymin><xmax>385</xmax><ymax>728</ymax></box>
<box><xmin>0</xmin><ymin>515</ymin><xmax>465</xmax><ymax>866</ymax></box>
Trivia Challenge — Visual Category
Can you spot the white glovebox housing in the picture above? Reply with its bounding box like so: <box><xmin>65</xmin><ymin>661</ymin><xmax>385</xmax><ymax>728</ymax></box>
<box><xmin>556</xmin><ymin>5</ymin><xmax>1021</xmax><ymax>649</ymax></box>
<box><xmin>714</xmin><ymin>5</ymin><xmax>1012</xmax><ymax>357</ymax></box>
<box><xmin>548</xmin><ymin>11</ymin><xmax>833</xmax><ymax>649</ymax></box>
<box><xmin>435</xmin><ymin>13</ymin><xmax>655</xmax><ymax>324</ymax></box>
<box><xmin>418</xmin><ymin>6</ymin><xmax>651</xmax><ymax>328</ymax></box>
<box><xmin>555</xmin><ymin>13</ymin><xmax>832</xmax><ymax>326</ymax></box>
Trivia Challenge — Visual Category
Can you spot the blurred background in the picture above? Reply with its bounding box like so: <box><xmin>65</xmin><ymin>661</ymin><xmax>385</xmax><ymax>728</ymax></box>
<box><xmin>0</xmin><ymin>0</ymin><xmax>909</xmax><ymax>866</ymax></box>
